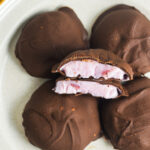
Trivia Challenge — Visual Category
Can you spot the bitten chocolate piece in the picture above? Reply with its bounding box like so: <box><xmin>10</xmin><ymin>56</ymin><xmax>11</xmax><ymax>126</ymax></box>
<box><xmin>101</xmin><ymin>77</ymin><xmax>150</xmax><ymax>150</ymax></box>
<box><xmin>23</xmin><ymin>80</ymin><xmax>101</xmax><ymax>150</ymax></box>
<box><xmin>16</xmin><ymin>7</ymin><xmax>89</xmax><ymax>78</ymax></box>
<box><xmin>91</xmin><ymin>4</ymin><xmax>150</xmax><ymax>76</ymax></box>
<box><xmin>52</xmin><ymin>49</ymin><xmax>133</xmax><ymax>81</ymax></box>
<box><xmin>54</xmin><ymin>77</ymin><xmax>128</xmax><ymax>99</ymax></box>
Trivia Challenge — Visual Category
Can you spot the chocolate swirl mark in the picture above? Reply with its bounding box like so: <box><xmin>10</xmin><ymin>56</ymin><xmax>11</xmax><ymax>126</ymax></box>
<box><xmin>23</xmin><ymin>109</ymin><xmax>52</xmax><ymax>146</ymax></box>
<box><xmin>68</xmin><ymin>119</ymin><xmax>81</xmax><ymax>150</ymax></box>
<box><xmin>49</xmin><ymin>112</ymin><xmax>81</xmax><ymax>150</ymax></box>
<box><xmin>117</xmin><ymin>36</ymin><xmax>150</xmax><ymax>74</ymax></box>
<box><xmin>23</xmin><ymin>108</ymin><xmax>81</xmax><ymax>150</ymax></box>
<box><xmin>115</xmin><ymin>112</ymin><xmax>150</xmax><ymax>149</ymax></box>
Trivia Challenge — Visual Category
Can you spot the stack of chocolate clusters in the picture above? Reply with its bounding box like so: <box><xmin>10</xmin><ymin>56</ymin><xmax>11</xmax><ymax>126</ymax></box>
<box><xmin>15</xmin><ymin>4</ymin><xmax>150</xmax><ymax>150</ymax></box>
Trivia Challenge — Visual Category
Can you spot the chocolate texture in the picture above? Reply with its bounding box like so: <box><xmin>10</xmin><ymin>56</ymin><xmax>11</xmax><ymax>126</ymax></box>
<box><xmin>52</xmin><ymin>49</ymin><xmax>133</xmax><ymax>81</ymax></box>
<box><xmin>91</xmin><ymin>4</ymin><xmax>150</xmax><ymax>76</ymax></box>
<box><xmin>101</xmin><ymin>77</ymin><xmax>150</xmax><ymax>150</ymax></box>
<box><xmin>23</xmin><ymin>80</ymin><xmax>101</xmax><ymax>150</ymax></box>
<box><xmin>16</xmin><ymin>7</ymin><xmax>89</xmax><ymax>78</ymax></box>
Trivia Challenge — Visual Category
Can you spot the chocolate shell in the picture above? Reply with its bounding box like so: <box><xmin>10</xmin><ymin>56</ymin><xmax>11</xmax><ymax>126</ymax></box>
<box><xmin>101</xmin><ymin>77</ymin><xmax>150</xmax><ymax>150</ymax></box>
<box><xmin>22</xmin><ymin>80</ymin><xmax>101</xmax><ymax>150</ymax></box>
<box><xmin>54</xmin><ymin>77</ymin><xmax>128</xmax><ymax>99</ymax></box>
<box><xmin>52</xmin><ymin>49</ymin><xmax>133</xmax><ymax>81</ymax></box>
<box><xmin>91</xmin><ymin>4</ymin><xmax>150</xmax><ymax>76</ymax></box>
<box><xmin>16</xmin><ymin>7</ymin><xmax>89</xmax><ymax>78</ymax></box>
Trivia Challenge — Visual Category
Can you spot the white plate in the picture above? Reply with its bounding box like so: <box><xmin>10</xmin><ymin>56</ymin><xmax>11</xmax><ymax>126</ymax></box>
<box><xmin>1</xmin><ymin>0</ymin><xmax>150</xmax><ymax>150</ymax></box>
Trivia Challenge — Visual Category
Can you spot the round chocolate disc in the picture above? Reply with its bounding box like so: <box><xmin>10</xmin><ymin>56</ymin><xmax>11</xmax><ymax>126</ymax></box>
<box><xmin>16</xmin><ymin>7</ymin><xmax>89</xmax><ymax>78</ymax></box>
<box><xmin>91</xmin><ymin>4</ymin><xmax>150</xmax><ymax>76</ymax></box>
<box><xmin>23</xmin><ymin>80</ymin><xmax>101</xmax><ymax>150</ymax></box>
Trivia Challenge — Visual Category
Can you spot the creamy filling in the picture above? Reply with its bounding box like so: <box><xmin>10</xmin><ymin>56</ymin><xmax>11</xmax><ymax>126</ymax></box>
<box><xmin>60</xmin><ymin>60</ymin><xmax>129</xmax><ymax>81</ymax></box>
<box><xmin>54</xmin><ymin>80</ymin><xmax>121</xmax><ymax>99</ymax></box>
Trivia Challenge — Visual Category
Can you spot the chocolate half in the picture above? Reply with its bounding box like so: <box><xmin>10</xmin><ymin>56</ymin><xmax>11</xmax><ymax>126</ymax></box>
<box><xmin>16</xmin><ymin>7</ymin><xmax>89</xmax><ymax>78</ymax></box>
<box><xmin>54</xmin><ymin>77</ymin><xmax>128</xmax><ymax>99</ymax></box>
<box><xmin>52</xmin><ymin>49</ymin><xmax>133</xmax><ymax>81</ymax></box>
<box><xmin>23</xmin><ymin>80</ymin><xmax>101</xmax><ymax>150</ymax></box>
<box><xmin>101</xmin><ymin>77</ymin><xmax>150</xmax><ymax>150</ymax></box>
<box><xmin>91</xmin><ymin>4</ymin><xmax>150</xmax><ymax>76</ymax></box>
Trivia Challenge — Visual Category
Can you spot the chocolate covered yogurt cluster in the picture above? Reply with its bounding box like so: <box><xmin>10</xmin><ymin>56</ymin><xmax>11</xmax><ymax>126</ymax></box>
<box><xmin>15</xmin><ymin>4</ymin><xmax>150</xmax><ymax>150</ymax></box>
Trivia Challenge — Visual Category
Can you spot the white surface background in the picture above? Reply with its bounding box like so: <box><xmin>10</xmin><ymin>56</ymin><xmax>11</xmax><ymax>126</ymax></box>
<box><xmin>1</xmin><ymin>0</ymin><xmax>150</xmax><ymax>150</ymax></box>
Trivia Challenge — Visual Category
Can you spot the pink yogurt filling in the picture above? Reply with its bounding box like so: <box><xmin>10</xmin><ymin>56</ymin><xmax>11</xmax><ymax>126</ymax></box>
<box><xmin>54</xmin><ymin>80</ymin><xmax>121</xmax><ymax>99</ymax></box>
<box><xmin>60</xmin><ymin>60</ymin><xmax>129</xmax><ymax>81</ymax></box>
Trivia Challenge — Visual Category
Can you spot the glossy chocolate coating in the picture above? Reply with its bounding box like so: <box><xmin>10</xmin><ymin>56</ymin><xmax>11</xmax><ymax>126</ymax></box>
<box><xmin>91</xmin><ymin>4</ymin><xmax>150</xmax><ymax>76</ymax></box>
<box><xmin>16</xmin><ymin>7</ymin><xmax>89</xmax><ymax>78</ymax></box>
<box><xmin>23</xmin><ymin>80</ymin><xmax>101</xmax><ymax>150</ymax></box>
<box><xmin>101</xmin><ymin>77</ymin><xmax>150</xmax><ymax>150</ymax></box>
